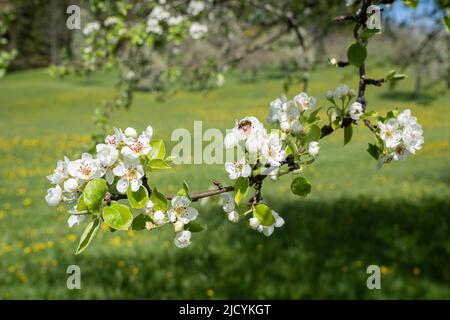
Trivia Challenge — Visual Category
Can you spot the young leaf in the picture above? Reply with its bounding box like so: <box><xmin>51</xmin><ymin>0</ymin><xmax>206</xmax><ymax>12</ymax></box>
<box><xmin>147</xmin><ymin>159</ymin><xmax>171</xmax><ymax>170</ymax></box>
<box><xmin>148</xmin><ymin>139</ymin><xmax>166</xmax><ymax>160</ymax></box>
<box><xmin>131</xmin><ymin>213</ymin><xmax>152</xmax><ymax>231</ymax></box>
<box><xmin>102</xmin><ymin>202</ymin><xmax>133</xmax><ymax>231</ymax></box>
<box><xmin>75</xmin><ymin>217</ymin><xmax>101</xmax><ymax>255</ymax></box>
<box><xmin>151</xmin><ymin>187</ymin><xmax>168</xmax><ymax>212</ymax></box>
<box><xmin>76</xmin><ymin>196</ymin><xmax>87</xmax><ymax>212</ymax></box>
<box><xmin>307</xmin><ymin>107</ymin><xmax>322</xmax><ymax>124</ymax></box>
<box><xmin>234</xmin><ymin>177</ymin><xmax>249</xmax><ymax>205</ymax></box>
<box><xmin>367</xmin><ymin>143</ymin><xmax>381</xmax><ymax>160</ymax></box>
<box><xmin>177</xmin><ymin>181</ymin><xmax>190</xmax><ymax>197</ymax></box>
<box><xmin>127</xmin><ymin>185</ymin><xmax>149</xmax><ymax>209</ymax></box>
<box><xmin>360</xmin><ymin>111</ymin><xmax>378</xmax><ymax>120</ymax></box>
<box><xmin>83</xmin><ymin>179</ymin><xmax>107</xmax><ymax>213</ymax></box>
<box><xmin>290</xmin><ymin>177</ymin><xmax>311</xmax><ymax>197</ymax></box>
<box><xmin>344</xmin><ymin>125</ymin><xmax>353</xmax><ymax>145</ymax></box>
<box><xmin>185</xmin><ymin>221</ymin><xmax>206</xmax><ymax>233</ymax></box>
<box><xmin>347</xmin><ymin>43</ymin><xmax>367</xmax><ymax>67</ymax></box>
<box><xmin>253</xmin><ymin>204</ymin><xmax>275</xmax><ymax>227</ymax></box>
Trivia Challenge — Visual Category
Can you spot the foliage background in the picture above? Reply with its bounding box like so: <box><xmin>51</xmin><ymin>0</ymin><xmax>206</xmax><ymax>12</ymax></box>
<box><xmin>0</xmin><ymin>0</ymin><xmax>449</xmax><ymax>299</ymax></box>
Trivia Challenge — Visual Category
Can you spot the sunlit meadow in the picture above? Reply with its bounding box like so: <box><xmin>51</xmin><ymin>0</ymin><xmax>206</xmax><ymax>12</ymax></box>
<box><xmin>0</xmin><ymin>64</ymin><xmax>449</xmax><ymax>299</ymax></box>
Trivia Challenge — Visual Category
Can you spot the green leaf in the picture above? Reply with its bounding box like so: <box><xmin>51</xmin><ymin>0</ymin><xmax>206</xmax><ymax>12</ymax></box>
<box><xmin>253</xmin><ymin>204</ymin><xmax>275</xmax><ymax>227</ymax></box>
<box><xmin>367</xmin><ymin>143</ymin><xmax>381</xmax><ymax>160</ymax></box>
<box><xmin>177</xmin><ymin>181</ymin><xmax>190</xmax><ymax>197</ymax></box>
<box><xmin>360</xmin><ymin>111</ymin><xmax>378</xmax><ymax>120</ymax></box>
<box><xmin>148</xmin><ymin>139</ymin><xmax>166</xmax><ymax>160</ymax></box>
<box><xmin>151</xmin><ymin>187</ymin><xmax>168</xmax><ymax>212</ymax></box>
<box><xmin>443</xmin><ymin>15</ymin><xmax>450</xmax><ymax>34</ymax></box>
<box><xmin>304</xmin><ymin>124</ymin><xmax>321</xmax><ymax>144</ymax></box>
<box><xmin>344</xmin><ymin>125</ymin><xmax>353</xmax><ymax>145</ymax></box>
<box><xmin>347</xmin><ymin>43</ymin><xmax>367</xmax><ymax>67</ymax></box>
<box><xmin>102</xmin><ymin>202</ymin><xmax>133</xmax><ymax>231</ymax></box>
<box><xmin>402</xmin><ymin>0</ymin><xmax>418</xmax><ymax>8</ymax></box>
<box><xmin>234</xmin><ymin>177</ymin><xmax>249</xmax><ymax>205</ymax></box>
<box><xmin>131</xmin><ymin>213</ymin><xmax>152</xmax><ymax>231</ymax></box>
<box><xmin>185</xmin><ymin>221</ymin><xmax>206</xmax><ymax>233</ymax></box>
<box><xmin>83</xmin><ymin>179</ymin><xmax>107</xmax><ymax>213</ymax></box>
<box><xmin>75</xmin><ymin>217</ymin><xmax>101</xmax><ymax>255</ymax></box>
<box><xmin>146</xmin><ymin>159</ymin><xmax>171</xmax><ymax>170</ymax></box>
<box><xmin>127</xmin><ymin>185</ymin><xmax>149</xmax><ymax>209</ymax></box>
<box><xmin>76</xmin><ymin>196</ymin><xmax>87</xmax><ymax>212</ymax></box>
<box><xmin>359</xmin><ymin>28</ymin><xmax>380</xmax><ymax>40</ymax></box>
<box><xmin>290</xmin><ymin>177</ymin><xmax>311</xmax><ymax>197</ymax></box>
<box><xmin>307</xmin><ymin>107</ymin><xmax>322</xmax><ymax>124</ymax></box>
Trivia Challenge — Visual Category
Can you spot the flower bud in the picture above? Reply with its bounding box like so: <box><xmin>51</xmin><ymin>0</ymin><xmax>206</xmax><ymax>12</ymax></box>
<box><xmin>227</xmin><ymin>211</ymin><xmax>239</xmax><ymax>223</ymax></box>
<box><xmin>63</xmin><ymin>178</ymin><xmax>78</xmax><ymax>193</ymax></box>
<box><xmin>124</xmin><ymin>127</ymin><xmax>137</xmax><ymax>138</ymax></box>
<box><xmin>173</xmin><ymin>220</ymin><xmax>184</xmax><ymax>233</ymax></box>
<box><xmin>249</xmin><ymin>217</ymin><xmax>260</xmax><ymax>230</ymax></box>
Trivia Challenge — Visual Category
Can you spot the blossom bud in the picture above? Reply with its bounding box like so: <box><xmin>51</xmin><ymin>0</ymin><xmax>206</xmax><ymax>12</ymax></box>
<box><xmin>63</xmin><ymin>178</ymin><xmax>79</xmax><ymax>193</ymax></box>
<box><xmin>227</xmin><ymin>211</ymin><xmax>239</xmax><ymax>223</ymax></box>
<box><xmin>173</xmin><ymin>220</ymin><xmax>184</xmax><ymax>233</ymax></box>
<box><xmin>124</xmin><ymin>127</ymin><xmax>137</xmax><ymax>138</ymax></box>
<box><xmin>249</xmin><ymin>217</ymin><xmax>260</xmax><ymax>230</ymax></box>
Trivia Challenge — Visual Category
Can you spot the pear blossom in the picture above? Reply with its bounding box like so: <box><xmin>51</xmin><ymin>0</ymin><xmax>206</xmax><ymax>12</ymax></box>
<box><xmin>168</xmin><ymin>196</ymin><xmax>199</xmax><ymax>225</ymax></box>
<box><xmin>224</xmin><ymin>117</ymin><xmax>265</xmax><ymax>152</ymax></box>
<box><xmin>67</xmin><ymin>214</ymin><xmax>85</xmax><ymax>228</ymax></box>
<box><xmin>121</xmin><ymin>133</ymin><xmax>152</xmax><ymax>159</ymax></box>
<box><xmin>63</xmin><ymin>178</ymin><xmax>78</xmax><ymax>193</ymax></box>
<box><xmin>124</xmin><ymin>127</ymin><xmax>137</xmax><ymax>138</ymax></box>
<box><xmin>187</xmin><ymin>1</ymin><xmax>206</xmax><ymax>16</ymax></box>
<box><xmin>112</xmin><ymin>158</ymin><xmax>144</xmax><ymax>193</ymax></box>
<box><xmin>402</xmin><ymin>122</ymin><xmax>424</xmax><ymax>154</ymax></box>
<box><xmin>174</xmin><ymin>230</ymin><xmax>192</xmax><ymax>248</ymax></box>
<box><xmin>143</xmin><ymin>200</ymin><xmax>154</xmax><ymax>214</ymax></box>
<box><xmin>334</xmin><ymin>84</ymin><xmax>349</xmax><ymax>100</ymax></box>
<box><xmin>189</xmin><ymin>22</ymin><xmax>208</xmax><ymax>39</ymax></box>
<box><xmin>225</xmin><ymin>158</ymin><xmax>251</xmax><ymax>180</ymax></box>
<box><xmin>227</xmin><ymin>211</ymin><xmax>239</xmax><ymax>223</ymax></box>
<box><xmin>222</xmin><ymin>193</ymin><xmax>239</xmax><ymax>222</ymax></box>
<box><xmin>149</xmin><ymin>6</ymin><xmax>170</xmax><ymax>21</ymax></box>
<box><xmin>96</xmin><ymin>143</ymin><xmax>119</xmax><ymax>167</ymax></box>
<box><xmin>256</xmin><ymin>210</ymin><xmax>285</xmax><ymax>237</ymax></box>
<box><xmin>147</xmin><ymin>19</ymin><xmax>163</xmax><ymax>34</ymax></box>
<box><xmin>378</xmin><ymin>119</ymin><xmax>401</xmax><ymax>148</ymax></box>
<box><xmin>279</xmin><ymin>103</ymin><xmax>302</xmax><ymax>134</ymax></box>
<box><xmin>261</xmin><ymin>133</ymin><xmax>286</xmax><ymax>167</ymax></box>
<box><xmin>397</xmin><ymin>109</ymin><xmax>417</xmax><ymax>127</ymax></box>
<box><xmin>152</xmin><ymin>210</ymin><xmax>167</xmax><ymax>225</ymax></box>
<box><xmin>105</xmin><ymin>127</ymin><xmax>123</xmax><ymax>146</ymax></box>
<box><xmin>47</xmin><ymin>156</ymin><xmax>70</xmax><ymax>184</ymax></box>
<box><xmin>45</xmin><ymin>185</ymin><xmax>62</xmax><ymax>206</ymax></box>
<box><xmin>167</xmin><ymin>15</ymin><xmax>185</xmax><ymax>26</ymax></box>
<box><xmin>267</xmin><ymin>97</ymin><xmax>286</xmax><ymax>124</ymax></box>
<box><xmin>293</xmin><ymin>92</ymin><xmax>316</xmax><ymax>111</ymax></box>
<box><xmin>67</xmin><ymin>153</ymin><xmax>104</xmax><ymax>181</ymax></box>
<box><xmin>83</xmin><ymin>21</ymin><xmax>100</xmax><ymax>36</ymax></box>
<box><xmin>349</xmin><ymin>101</ymin><xmax>363</xmax><ymax>121</ymax></box>
<box><xmin>249</xmin><ymin>217</ymin><xmax>260</xmax><ymax>230</ymax></box>
<box><xmin>308</xmin><ymin>141</ymin><xmax>320</xmax><ymax>157</ymax></box>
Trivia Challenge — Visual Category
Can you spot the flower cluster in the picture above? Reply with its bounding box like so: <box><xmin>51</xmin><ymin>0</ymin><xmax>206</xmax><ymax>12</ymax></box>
<box><xmin>376</xmin><ymin>109</ymin><xmax>424</xmax><ymax>167</ymax></box>
<box><xmin>267</xmin><ymin>92</ymin><xmax>316</xmax><ymax>134</ymax></box>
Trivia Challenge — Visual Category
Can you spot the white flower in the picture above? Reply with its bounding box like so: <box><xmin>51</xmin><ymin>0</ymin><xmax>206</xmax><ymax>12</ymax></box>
<box><xmin>261</xmin><ymin>133</ymin><xmax>286</xmax><ymax>167</ymax></box>
<box><xmin>143</xmin><ymin>200</ymin><xmax>154</xmax><ymax>214</ymax></box>
<box><xmin>47</xmin><ymin>156</ymin><xmax>70</xmax><ymax>184</ymax></box>
<box><xmin>152</xmin><ymin>210</ymin><xmax>166</xmax><ymax>225</ymax></box>
<box><xmin>392</xmin><ymin>143</ymin><xmax>411</xmax><ymax>161</ymax></box>
<box><xmin>67</xmin><ymin>214</ymin><xmax>85</xmax><ymax>228</ymax></box>
<box><xmin>325</xmin><ymin>90</ymin><xmax>334</xmax><ymax>101</ymax></box>
<box><xmin>225</xmin><ymin>158</ymin><xmax>251</xmax><ymax>180</ymax></box>
<box><xmin>397</xmin><ymin>109</ymin><xmax>417</xmax><ymax>127</ymax></box>
<box><xmin>402</xmin><ymin>122</ymin><xmax>424</xmax><ymax>154</ymax></box>
<box><xmin>279</xmin><ymin>103</ymin><xmax>302</xmax><ymax>134</ymax></box>
<box><xmin>124</xmin><ymin>127</ymin><xmax>137</xmax><ymax>138</ymax></box>
<box><xmin>45</xmin><ymin>185</ymin><xmax>62</xmax><ymax>206</ymax></box>
<box><xmin>293</xmin><ymin>92</ymin><xmax>316</xmax><ymax>111</ymax></box>
<box><xmin>168</xmin><ymin>196</ymin><xmax>198</xmax><ymax>224</ymax></box>
<box><xmin>267</xmin><ymin>97</ymin><xmax>285</xmax><ymax>124</ymax></box>
<box><xmin>121</xmin><ymin>133</ymin><xmax>152</xmax><ymax>159</ymax></box>
<box><xmin>224</xmin><ymin>131</ymin><xmax>239</xmax><ymax>148</ymax></box>
<box><xmin>96</xmin><ymin>143</ymin><xmax>119</xmax><ymax>167</ymax></box>
<box><xmin>249</xmin><ymin>217</ymin><xmax>260</xmax><ymax>230</ymax></box>
<box><xmin>144</xmin><ymin>125</ymin><xmax>153</xmax><ymax>140</ymax></box>
<box><xmin>187</xmin><ymin>1</ymin><xmax>206</xmax><ymax>16</ymax></box>
<box><xmin>378</xmin><ymin>119</ymin><xmax>402</xmax><ymax>148</ymax></box>
<box><xmin>349</xmin><ymin>101</ymin><xmax>364</xmax><ymax>121</ymax></box>
<box><xmin>104</xmin><ymin>16</ymin><xmax>119</xmax><ymax>27</ymax></box>
<box><xmin>225</xmin><ymin>117</ymin><xmax>265</xmax><ymax>153</ymax></box>
<box><xmin>308</xmin><ymin>141</ymin><xmax>320</xmax><ymax>157</ymax></box>
<box><xmin>105</xmin><ymin>127</ymin><xmax>123</xmax><ymax>146</ymax></box>
<box><xmin>67</xmin><ymin>153</ymin><xmax>104</xmax><ymax>181</ymax></box>
<box><xmin>83</xmin><ymin>21</ymin><xmax>100</xmax><ymax>36</ymax></box>
<box><xmin>189</xmin><ymin>22</ymin><xmax>208</xmax><ymax>39</ymax></box>
<box><xmin>112</xmin><ymin>158</ymin><xmax>144</xmax><ymax>193</ymax></box>
<box><xmin>147</xmin><ymin>19</ymin><xmax>163</xmax><ymax>34</ymax></box>
<box><xmin>227</xmin><ymin>211</ymin><xmax>239</xmax><ymax>223</ymax></box>
<box><xmin>174</xmin><ymin>230</ymin><xmax>192</xmax><ymax>248</ymax></box>
<box><xmin>334</xmin><ymin>84</ymin><xmax>349</xmax><ymax>100</ymax></box>
<box><xmin>149</xmin><ymin>6</ymin><xmax>170</xmax><ymax>21</ymax></box>
<box><xmin>63</xmin><ymin>178</ymin><xmax>78</xmax><ymax>193</ymax></box>
<box><xmin>256</xmin><ymin>210</ymin><xmax>285</xmax><ymax>237</ymax></box>
<box><xmin>167</xmin><ymin>15</ymin><xmax>185</xmax><ymax>26</ymax></box>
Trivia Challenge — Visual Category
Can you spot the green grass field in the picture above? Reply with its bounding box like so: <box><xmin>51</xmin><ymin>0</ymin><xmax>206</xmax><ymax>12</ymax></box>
<box><xmin>0</xmin><ymin>65</ymin><xmax>449</xmax><ymax>299</ymax></box>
